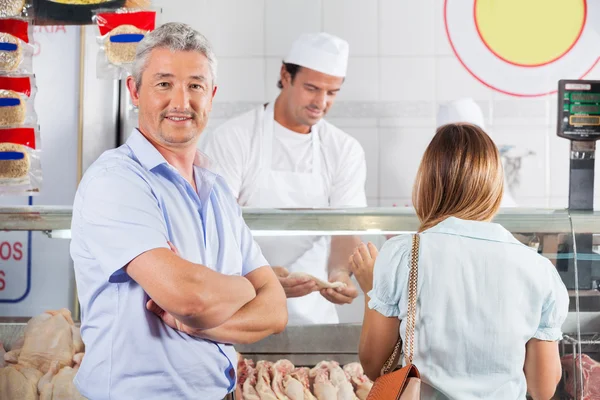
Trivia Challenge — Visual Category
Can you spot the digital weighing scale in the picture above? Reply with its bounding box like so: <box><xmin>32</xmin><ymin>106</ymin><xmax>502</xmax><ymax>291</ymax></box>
<box><xmin>556</xmin><ymin>79</ymin><xmax>600</xmax><ymax>289</ymax></box>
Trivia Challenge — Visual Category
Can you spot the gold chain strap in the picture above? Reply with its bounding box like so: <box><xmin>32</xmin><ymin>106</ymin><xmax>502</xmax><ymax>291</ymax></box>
<box><xmin>381</xmin><ymin>334</ymin><xmax>403</xmax><ymax>374</ymax></box>
<box><xmin>379</xmin><ymin>234</ymin><xmax>420</xmax><ymax>375</ymax></box>
<box><xmin>404</xmin><ymin>234</ymin><xmax>420</xmax><ymax>365</ymax></box>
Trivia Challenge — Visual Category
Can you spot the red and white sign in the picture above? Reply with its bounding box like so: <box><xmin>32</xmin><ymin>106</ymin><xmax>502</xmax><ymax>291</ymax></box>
<box><xmin>0</xmin><ymin>231</ymin><xmax>28</xmax><ymax>301</ymax></box>
<box><xmin>445</xmin><ymin>0</ymin><xmax>600</xmax><ymax>97</ymax></box>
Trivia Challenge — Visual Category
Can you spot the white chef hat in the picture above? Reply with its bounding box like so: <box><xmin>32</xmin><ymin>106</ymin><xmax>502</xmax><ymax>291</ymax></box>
<box><xmin>284</xmin><ymin>32</ymin><xmax>349</xmax><ymax>78</ymax></box>
<box><xmin>436</xmin><ymin>98</ymin><xmax>486</xmax><ymax>130</ymax></box>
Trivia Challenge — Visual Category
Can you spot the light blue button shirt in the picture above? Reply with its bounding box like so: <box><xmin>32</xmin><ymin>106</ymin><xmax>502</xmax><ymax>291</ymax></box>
<box><xmin>70</xmin><ymin>129</ymin><xmax>267</xmax><ymax>400</ymax></box>
<box><xmin>368</xmin><ymin>217</ymin><xmax>569</xmax><ymax>400</ymax></box>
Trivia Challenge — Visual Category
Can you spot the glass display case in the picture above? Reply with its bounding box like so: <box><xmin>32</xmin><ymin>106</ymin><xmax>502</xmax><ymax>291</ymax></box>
<box><xmin>0</xmin><ymin>206</ymin><xmax>599</xmax><ymax>399</ymax></box>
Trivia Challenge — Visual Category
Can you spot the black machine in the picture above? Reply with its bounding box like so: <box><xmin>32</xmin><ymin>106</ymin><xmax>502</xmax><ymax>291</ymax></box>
<box><xmin>556</xmin><ymin>80</ymin><xmax>600</xmax><ymax>290</ymax></box>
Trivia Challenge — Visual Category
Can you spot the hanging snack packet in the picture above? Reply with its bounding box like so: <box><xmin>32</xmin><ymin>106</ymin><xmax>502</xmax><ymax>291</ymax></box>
<box><xmin>0</xmin><ymin>0</ymin><xmax>32</xmax><ymax>18</ymax></box>
<box><xmin>0</xmin><ymin>17</ymin><xmax>33</xmax><ymax>74</ymax></box>
<box><xmin>93</xmin><ymin>9</ymin><xmax>157</xmax><ymax>80</ymax></box>
<box><xmin>0</xmin><ymin>75</ymin><xmax>36</xmax><ymax>127</ymax></box>
<box><xmin>0</xmin><ymin>125</ymin><xmax>41</xmax><ymax>194</ymax></box>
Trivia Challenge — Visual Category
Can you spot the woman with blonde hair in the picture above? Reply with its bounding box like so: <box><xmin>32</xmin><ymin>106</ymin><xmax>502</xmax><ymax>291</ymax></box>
<box><xmin>351</xmin><ymin>123</ymin><xmax>568</xmax><ymax>399</ymax></box>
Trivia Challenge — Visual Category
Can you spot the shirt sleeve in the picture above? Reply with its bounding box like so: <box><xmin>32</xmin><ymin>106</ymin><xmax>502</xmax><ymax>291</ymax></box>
<box><xmin>73</xmin><ymin>166</ymin><xmax>170</xmax><ymax>283</ymax></box>
<box><xmin>329</xmin><ymin>138</ymin><xmax>367</xmax><ymax>207</ymax></box>
<box><xmin>533</xmin><ymin>262</ymin><xmax>570</xmax><ymax>341</ymax></box>
<box><xmin>238</xmin><ymin>207</ymin><xmax>269</xmax><ymax>276</ymax></box>
<box><xmin>200</xmin><ymin>122</ymin><xmax>246</xmax><ymax>200</ymax></box>
<box><xmin>367</xmin><ymin>234</ymin><xmax>413</xmax><ymax>317</ymax></box>
<box><xmin>214</xmin><ymin>176</ymin><xmax>268</xmax><ymax>276</ymax></box>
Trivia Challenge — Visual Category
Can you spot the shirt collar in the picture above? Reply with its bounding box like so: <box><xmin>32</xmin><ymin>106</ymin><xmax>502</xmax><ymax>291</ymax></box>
<box><xmin>423</xmin><ymin>216</ymin><xmax>524</xmax><ymax>246</ymax></box>
<box><xmin>126</xmin><ymin>128</ymin><xmax>213</xmax><ymax>172</ymax></box>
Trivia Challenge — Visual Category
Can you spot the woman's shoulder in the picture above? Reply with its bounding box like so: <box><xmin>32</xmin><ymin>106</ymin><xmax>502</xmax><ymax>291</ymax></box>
<box><xmin>383</xmin><ymin>233</ymin><xmax>414</xmax><ymax>251</ymax></box>
<box><xmin>375</xmin><ymin>234</ymin><xmax>415</xmax><ymax>275</ymax></box>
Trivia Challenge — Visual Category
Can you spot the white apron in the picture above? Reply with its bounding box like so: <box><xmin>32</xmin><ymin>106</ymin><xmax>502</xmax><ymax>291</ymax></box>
<box><xmin>243</xmin><ymin>103</ymin><xmax>338</xmax><ymax>325</ymax></box>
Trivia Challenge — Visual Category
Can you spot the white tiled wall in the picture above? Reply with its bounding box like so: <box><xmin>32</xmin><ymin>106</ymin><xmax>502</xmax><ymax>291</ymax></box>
<box><xmin>264</xmin><ymin>0</ymin><xmax>323</xmax><ymax>56</ymax></box>
<box><xmin>380</xmin><ymin>0</ymin><xmax>435</xmax><ymax>56</ymax></box>
<box><xmin>323</xmin><ymin>0</ymin><xmax>378</xmax><ymax>57</ymax></box>
<box><xmin>155</xmin><ymin>0</ymin><xmax>600</xmax><ymax>210</ymax></box>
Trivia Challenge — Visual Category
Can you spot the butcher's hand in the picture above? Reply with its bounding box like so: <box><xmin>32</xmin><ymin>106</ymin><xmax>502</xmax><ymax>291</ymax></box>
<box><xmin>320</xmin><ymin>271</ymin><xmax>358</xmax><ymax>305</ymax></box>
<box><xmin>349</xmin><ymin>242</ymin><xmax>379</xmax><ymax>293</ymax></box>
<box><xmin>272</xmin><ymin>266</ymin><xmax>319</xmax><ymax>298</ymax></box>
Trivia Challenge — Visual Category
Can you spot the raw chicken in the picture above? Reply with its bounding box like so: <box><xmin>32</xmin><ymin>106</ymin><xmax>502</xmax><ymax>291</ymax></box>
<box><xmin>243</xmin><ymin>375</ymin><xmax>260</xmax><ymax>400</ymax></box>
<box><xmin>18</xmin><ymin>309</ymin><xmax>83</xmax><ymax>373</ymax></box>
<box><xmin>72</xmin><ymin>352</ymin><xmax>84</xmax><ymax>366</ymax></box>
<box><xmin>310</xmin><ymin>363</ymin><xmax>338</xmax><ymax>400</ymax></box>
<box><xmin>238</xmin><ymin>358</ymin><xmax>260</xmax><ymax>400</ymax></box>
<box><xmin>287</xmin><ymin>272</ymin><xmax>346</xmax><ymax>290</ymax></box>
<box><xmin>0</xmin><ymin>341</ymin><xmax>6</xmax><ymax>368</ymax></box>
<box><xmin>282</xmin><ymin>375</ymin><xmax>306</xmax><ymax>400</ymax></box>
<box><xmin>38</xmin><ymin>360</ymin><xmax>87</xmax><ymax>400</ymax></box>
<box><xmin>325</xmin><ymin>361</ymin><xmax>357</xmax><ymax>400</ymax></box>
<box><xmin>38</xmin><ymin>361</ymin><xmax>60</xmax><ymax>394</ymax></box>
<box><xmin>0</xmin><ymin>363</ymin><xmax>43</xmax><ymax>400</ymax></box>
<box><xmin>238</xmin><ymin>358</ymin><xmax>255</xmax><ymax>387</ymax></box>
<box><xmin>4</xmin><ymin>336</ymin><xmax>24</xmax><ymax>364</ymax></box>
<box><xmin>71</xmin><ymin>325</ymin><xmax>84</xmax><ymax>354</ymax></box>
<box><xmin>289</xmin><ymin>368</ymin><xmax>316</xmax><ymax>400</ymax></box>
<box><xmin>256</xmin><ymin>360</ymin><xmax>278</xmax><ymax>400</ymax></box>
<box><xmin>272</xmin><ymin>359</ymin><xmax>295</xmax><ymax>399</ymax></box>
<box><xmin>236</xmin><ymin>359</ymin><xmax>370</xmax><ymax>400</ymax></box>
<box><xmin>291</xmin><ymin>367</ymin><xmax>311</xmax><ymax>388</ymax></box>
<box><xmin>343</xmin><ymin>363</ymin><xmax>372</xmax><ymax>400</ymax></box>
<box><xmin>272</xmin><ymin>359</ymin><xmax>315</xmax><ymax>400</ymax></box>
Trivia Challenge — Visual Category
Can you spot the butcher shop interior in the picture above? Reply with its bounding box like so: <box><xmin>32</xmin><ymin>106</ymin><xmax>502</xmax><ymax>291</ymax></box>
<box><xmin>1</xmin><ymin>1</ymin><xmax>600</xmax><ymax>399</ymax></box>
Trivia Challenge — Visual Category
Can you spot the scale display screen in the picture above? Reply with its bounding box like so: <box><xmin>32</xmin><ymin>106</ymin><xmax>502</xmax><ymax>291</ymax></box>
<box><xmin>558</xmin><ymin>80</ymin><xmax>600</xmax><ymax>140</ymax></box>
<box><xmin>571</xmin><ymin>104</ymin><xmax>600</xmax><ymax>114</ymax></box>
<box><xmin>571</xmin><ymin>92</ymin><xmax>600</xmax><ymax>103</ymax></box>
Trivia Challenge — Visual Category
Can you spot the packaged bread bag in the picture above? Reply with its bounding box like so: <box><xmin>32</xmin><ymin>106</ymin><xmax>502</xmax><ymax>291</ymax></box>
<box><xmin>0</xmin><ymin>74</ymin><xmax>36</xmax><ymax>127</ymax></box>
<box><xmin>0</xmin><ymin>0</ymin><xmax>32</xmax><ymax>18</ymax></box>
<box><xmin>93</xmin><ymin>8</ymin><xmax>158</xmax><ymax>80</ymax></box>
<box><xmin>0</xmin><ymin>125</ymin><xmax>41</xmax><ymax>194</ymax></box>
<box><xmin>0</xmin><ymin>17</ymin><xmax>33</xmax><ymax>74</ymax></box>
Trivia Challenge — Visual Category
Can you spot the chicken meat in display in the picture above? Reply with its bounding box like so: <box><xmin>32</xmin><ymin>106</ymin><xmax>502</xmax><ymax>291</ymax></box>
<box><xmin>272</xmin><ymin>359</ymin><xmax>295</xmax><ymax>399</ymax></box>
<box><xmin>237</xmin><ymin>357</ymin><xmax>371</xmax><ymax>400</ymax></box>
<box><xmin>238</xmin><ymin>357</ymin><xmax>260</xmax><ymax>400</ymax></box>
<box><xmin>0</xmin><ymin>341</ymin><xmax>6</xmax><ymax>368</ymax></box>
<box><xmin>18</xmin><ymin>308</ymin><xmax>84</xmax><ymax>373</ymax></box>
<box><xmin>310</xmin><ymin>361</ymin><xmax>357</xmax><ymax>400</ymax></box>
<box><xmin>256</xmin><ymin>360</ymin><xmax>279</xmax><ymax>400</ymax></box>
<box><xmin>310</xmin><ymin>363</ymin><xmax>338</xmax><ymax>400</ymax></box>
<box><xmin>0</xmin><ymin>363</ymin><xmax>44</xmax><ymax>400</ymax></box>
<box><xmin>4</xmin><ymin>336</ymin><xmax>24</xmax><ymax>364</ymax></box>
<box><xmin>271</xmin><ymin>359</ymin><xmax>317</xmax><ymax>400</ymax></box>
<box><xmin>0</xmin><ymin>309</ymin><xmax>87</xmax><ymax>400</ymax></box>
<box><xmin>288</xmin><ymin>367</ymin><xmax>317</xmax><ymax>400</ymax></box>
<box><xmin>343</xmin><ymin>363</ymin><xmax>372</xmax><ymax>400</ymax></box>
<box><xmin>38</xmin><ymin>359</ymin><xmax>86</xmax><ymax>400</ymax></box>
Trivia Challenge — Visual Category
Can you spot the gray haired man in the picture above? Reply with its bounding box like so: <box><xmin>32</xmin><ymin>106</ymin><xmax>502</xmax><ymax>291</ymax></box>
<box><xmin>70</xmin><ymin>22</ymin><xmax>287</xmax><ymax>399</ymax></box>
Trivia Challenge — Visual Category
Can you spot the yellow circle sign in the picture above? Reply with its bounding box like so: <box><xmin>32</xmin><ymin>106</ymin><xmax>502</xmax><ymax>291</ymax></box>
<box><xmin>475</xmin><ymin>0</ymin><xmax>586</xmax><ymax>66</ymax></box>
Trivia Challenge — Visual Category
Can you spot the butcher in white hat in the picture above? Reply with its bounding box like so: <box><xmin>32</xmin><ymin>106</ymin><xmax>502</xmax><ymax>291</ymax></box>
<box><xmin>436</xmin><ymin>98</ymin><xmax>517</xmax><ymax>207</ymax></box>
<box><xmin>201</xmin><ymin>33</ymin><xmax>366</xmax><ymax>325</ymax></box>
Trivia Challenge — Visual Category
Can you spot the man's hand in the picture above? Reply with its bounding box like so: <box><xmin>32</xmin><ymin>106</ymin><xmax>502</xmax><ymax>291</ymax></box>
<box><xmin>146</xmin><ymin>298</ymin><xmax>196</xmax><ymax>335</ymax></box>
<box><xmin>320</xmin><ymin>270</ymin><xmax>359</xmax><ymax>305</ymax></box>
<box><xmin>272</xmin><ymin>266</ymin><xmax>319</xmax><ymax>298</ymax></box>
